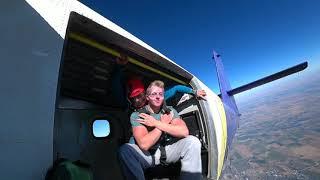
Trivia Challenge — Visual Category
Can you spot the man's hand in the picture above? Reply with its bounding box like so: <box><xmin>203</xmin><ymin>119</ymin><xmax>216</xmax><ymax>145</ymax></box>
<box><xmin>137</xmin><ymin>113</ymin><xmax>159</xmax><ymax>127</ymax></box>
<box><xmin>160</xmin><ymin>113</ymin><xmax>173</xmax><ymax>124</ymax></box>
<box><xmin>116</xmin><ymin>54</ymin><xmax>128</xmax><ymax>65</ymax></box>
<box><xmin>196</xmin><ymin>89</ymin><xmax>207</xmax><ymax>100</ymax></box>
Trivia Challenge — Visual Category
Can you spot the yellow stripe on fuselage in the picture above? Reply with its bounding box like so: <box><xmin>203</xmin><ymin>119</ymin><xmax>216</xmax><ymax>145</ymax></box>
<box><xmin>215</xmin><ymin>97</ymin><xmax>227</xmax><ymax>179</ymax></box>
<box><xmin>204</xmin><ymin>89</ymin><xmax>228</xmax><ymax>179</ymax></box>
<box><xmin>69</xmin><ymin>33</ymin><xmax>187</xmax><ymax>85</ymax></box>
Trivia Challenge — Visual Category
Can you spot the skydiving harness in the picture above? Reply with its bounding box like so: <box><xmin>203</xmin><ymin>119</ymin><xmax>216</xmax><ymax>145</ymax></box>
<box><xmin>137</xmin><ymin>104</ymin><xmax>181</xmax><ymax>165</ymax></box>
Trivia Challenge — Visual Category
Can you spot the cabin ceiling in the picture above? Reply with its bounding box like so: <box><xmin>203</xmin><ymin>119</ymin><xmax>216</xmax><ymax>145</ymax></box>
<box><xmin>67</xmin><ymin>12</ymin><xmax>192</xmax><ymax>80</ymax></box>
<box><xmin>58</xmin><ymin>12</ymin><xmax>193</xmax><ymax>107</ymax></box>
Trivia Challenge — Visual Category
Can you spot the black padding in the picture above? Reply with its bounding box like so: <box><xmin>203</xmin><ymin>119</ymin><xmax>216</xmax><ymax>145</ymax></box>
<box><xmin>145</xmin><ymin>162</ymin><xmax>181</xmax><ymax>180</ymax></box>
<box><xmin>181</xmin><ymin>112</ymin><xmax>200</xmax><ymax>138</ymax></box>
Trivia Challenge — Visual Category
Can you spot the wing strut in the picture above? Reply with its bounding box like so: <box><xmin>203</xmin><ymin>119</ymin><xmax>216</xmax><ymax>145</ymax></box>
<box><xmin>227</xmin><ymin>62</ymin><xmax>308</xmax><ymax>96</ymax></box>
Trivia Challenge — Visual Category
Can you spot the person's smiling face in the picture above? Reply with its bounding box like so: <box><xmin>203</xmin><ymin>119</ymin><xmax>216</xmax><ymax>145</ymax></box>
<box><xmin>147</xmin><ymin>86</ymin><xmax>164</xmax><ymax>108</ymax></box>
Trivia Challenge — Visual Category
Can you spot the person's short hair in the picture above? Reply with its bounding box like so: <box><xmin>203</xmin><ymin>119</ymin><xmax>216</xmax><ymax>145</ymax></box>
<box><xmin>146</xmin><ymin>80</ymin><xmax>164</xmax><ymax>95</ymax></box>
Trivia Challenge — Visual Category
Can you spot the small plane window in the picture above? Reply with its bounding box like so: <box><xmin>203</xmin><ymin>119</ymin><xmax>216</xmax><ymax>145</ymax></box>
<box><xmin>93</xmin><ymin>120</ymin><xmax>110</xmax><ymax>138</ymax></box>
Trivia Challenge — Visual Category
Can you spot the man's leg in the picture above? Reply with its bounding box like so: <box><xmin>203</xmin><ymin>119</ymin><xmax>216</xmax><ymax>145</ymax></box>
<box><xmin>118</xmin><ymin>143</ymin><xmax>160</xmax><ymax>180</ymax></box>
<box><xmin>165</xmin><ymin>135</ymin><xmax>202</xmax><ymax>180</ymax></box>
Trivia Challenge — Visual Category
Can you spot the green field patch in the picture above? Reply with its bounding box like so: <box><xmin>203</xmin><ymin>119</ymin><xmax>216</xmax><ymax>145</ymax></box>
<box><xmin>303</xmin><ymin>170</ymin><xmax>320</xmax><ymax>179</ymax></box>
<box><xmin>287</xmin><ymin>142</ymin><xmax>302</xmax><ymax>148</ymax></box>
<box><xmin>251</xmin><ymin>143</ymin><xmax>268</xmax><ymax>154</ymax></box>
<box><xmin>300</xmin><ymin>159</ymin><xmax>316</xmax><ymax>166</ymax></box>
<box><xmin>267</xmin><ymin>150</ymin><xmax>287</xmax><ymax>161</ymax></box>
<box><xmin>232</xmin><ymin>159</ymin><xmax>248</xmax><ymax>171</ymax></box>
<box><xmin>231</xmin><ymin>151</ymin><xmax>242</xmax><ymax>159</ymax></box>
<box><xmin>289</xmin><ymin>130</ymin><xmax>305</xmax><ymax>139</ymax></box>
<box><xmin>250</xmin><ymin>157</ymin><xmax>266</xmax><ymax>164</ymax></box>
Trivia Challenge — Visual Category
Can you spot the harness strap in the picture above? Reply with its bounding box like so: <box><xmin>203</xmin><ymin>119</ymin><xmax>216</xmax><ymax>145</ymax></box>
<box><xmin>159</xmin><ymin>145</ymin><xmax>168</xmax><ymax>165</ymax></box>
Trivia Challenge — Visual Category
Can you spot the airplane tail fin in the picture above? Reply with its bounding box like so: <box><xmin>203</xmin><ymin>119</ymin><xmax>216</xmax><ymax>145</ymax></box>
<box><xmin>212</xmin><ymin>51</ymin><xmax>240</xmax><ymax>148</ymax></box>
<box><xmin>213</xmin><ymin>51</ymin><xmax>240</xmax><ymax>113</ymax></box>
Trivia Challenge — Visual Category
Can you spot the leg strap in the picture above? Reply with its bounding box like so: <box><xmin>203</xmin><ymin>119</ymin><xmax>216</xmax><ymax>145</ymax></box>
<box><xmin>159</xmin><ymin>145</ymin><xmax>168</xmax><ymax>166</ymax></box>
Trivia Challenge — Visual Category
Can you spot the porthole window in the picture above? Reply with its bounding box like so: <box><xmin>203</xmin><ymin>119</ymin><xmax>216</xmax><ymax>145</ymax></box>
<box><xmin>93</xmin><ymin>120</ymin><xmax>110</xmax><ymax>138</ymax></box>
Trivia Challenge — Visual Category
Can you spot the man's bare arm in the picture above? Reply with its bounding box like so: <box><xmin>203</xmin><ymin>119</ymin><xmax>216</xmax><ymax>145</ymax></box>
<box><xmin>132</xmin><ymin>125</ymin><xmax>162</xmax><ymax>151</ymax></box>
<box><xmin>155</xmin><ymin>118</ymin><xmax>189</xmax><ymax>138</ymax></box>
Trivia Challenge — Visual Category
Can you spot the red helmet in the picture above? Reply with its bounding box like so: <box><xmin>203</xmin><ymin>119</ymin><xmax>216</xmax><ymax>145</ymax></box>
<box><xmin>127</xmin><ymin>77</ymin><xmax>145</xmax><ymax>98</ymax></box>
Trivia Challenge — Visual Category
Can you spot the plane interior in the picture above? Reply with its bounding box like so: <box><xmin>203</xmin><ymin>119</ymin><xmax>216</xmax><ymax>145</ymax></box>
<box><xmin>53</xmin><ymin>12</ymin><xmax>209</xmax><ymax>179</ymax></box>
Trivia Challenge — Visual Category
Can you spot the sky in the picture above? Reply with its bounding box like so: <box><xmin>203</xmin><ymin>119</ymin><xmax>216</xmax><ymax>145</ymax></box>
<box><xmin>80</xmin><ymin>0</ymin><xmax>320</xmax><ymax>94</ymax></box>
<box><xmin>93</xmin><ymin>120</ymin><xmax>110</xmax><ymax>137</ymax></box>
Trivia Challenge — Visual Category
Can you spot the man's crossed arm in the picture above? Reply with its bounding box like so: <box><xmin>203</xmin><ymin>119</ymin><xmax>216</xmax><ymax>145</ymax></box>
<box><xmin>133</xmin><ymin>113</ymin><xmax>189</xmax><ymax>151</ymax></box>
